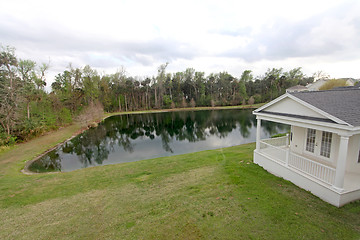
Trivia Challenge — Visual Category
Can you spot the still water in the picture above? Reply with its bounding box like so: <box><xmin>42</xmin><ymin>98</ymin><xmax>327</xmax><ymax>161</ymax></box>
<box><xmin>29</xmin><ymin>109</ymin><xmax>288</xmax><ymax>172</ymax></box>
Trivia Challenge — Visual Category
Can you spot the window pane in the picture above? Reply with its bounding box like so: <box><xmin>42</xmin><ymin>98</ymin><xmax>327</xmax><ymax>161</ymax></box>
<box><xmin>320</xmin><ymin>131</ymin><xmax>332</xmax><ymax>158</ymax></box>
<box><xmin>306</xmin><ymin>129</ymin><xmax>316</xmax><ymax>153</ymax></box>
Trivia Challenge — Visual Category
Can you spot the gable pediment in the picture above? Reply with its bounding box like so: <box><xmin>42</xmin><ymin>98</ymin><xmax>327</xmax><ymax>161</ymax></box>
<box><xmin>262</xmin><ymin>97</ymin><xmax>325</xmax><ymax>119</ymax></box>
<box><xmin>254</xmin><ymin>94</ymin><xmax>344</xmax><ymax>125</ymax></box>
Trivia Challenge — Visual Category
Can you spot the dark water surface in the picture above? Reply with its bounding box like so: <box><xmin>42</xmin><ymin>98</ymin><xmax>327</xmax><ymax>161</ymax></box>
<box><xmin>29</xmin><ymin>109</ymin><xmax>288</xmax><ymax>172</ymax></box>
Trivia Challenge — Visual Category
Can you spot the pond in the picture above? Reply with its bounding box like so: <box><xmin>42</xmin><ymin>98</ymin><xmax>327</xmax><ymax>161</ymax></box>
<box><xmin>28</xmin><ymin>109</ymin><xmax>288</xmax><ymax>172</ymax></box>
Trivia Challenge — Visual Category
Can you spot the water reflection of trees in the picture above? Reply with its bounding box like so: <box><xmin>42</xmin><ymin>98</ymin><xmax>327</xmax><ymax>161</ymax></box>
<box><xmin>32</xmin><ymin>109</ymin><xmax>288</xmax><ymax>171</ymax></box>
<box><xmin>29</xmin><ymin>150</ymin><xmax>62</xmax><ymax>172</ymax></box>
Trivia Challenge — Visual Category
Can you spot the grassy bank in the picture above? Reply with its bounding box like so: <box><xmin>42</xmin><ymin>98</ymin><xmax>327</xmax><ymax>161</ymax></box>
<box><xmin>0</xmin><ymin>104</ymin><xmax>359</xmax><ymax>239</ymax></box>
<box><xmin>1</xmin><ymin>150</ymin><xmax>360</xmax><ymax>238</ymax></box>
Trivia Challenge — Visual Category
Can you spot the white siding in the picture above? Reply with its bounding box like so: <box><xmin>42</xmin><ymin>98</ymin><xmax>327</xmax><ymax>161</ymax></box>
<box><xmin>346</xmin><ymin>134</ymin><xmax>360</xmax><ymax>174</ymax></box>
<box><xmin>264</xmin><ymin>97</ymin><xmax>326</xmax><ymax>119</ymax></box>
<box><xmin>290</xmin><ymin>126</ymin><xmax>305</xmax><ymax>155</ymax></box>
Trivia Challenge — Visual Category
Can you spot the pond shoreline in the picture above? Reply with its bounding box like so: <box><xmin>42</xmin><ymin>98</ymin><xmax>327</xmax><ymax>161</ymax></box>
<box><xmin>22</xmin><ymin>104</ymin><xmax>264</xmax><ymax>174</ymax></box>
<box><xmin>103</xmin><ymin>103</ymin><xmax>263</xmax><ymax>120</ymax></box>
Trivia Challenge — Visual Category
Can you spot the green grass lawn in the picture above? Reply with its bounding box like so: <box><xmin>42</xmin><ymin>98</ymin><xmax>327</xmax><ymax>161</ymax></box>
<box><xmin>0</xmin><ymin>114</ymin><xmax>360</xmax><ymax>239</ymax></box>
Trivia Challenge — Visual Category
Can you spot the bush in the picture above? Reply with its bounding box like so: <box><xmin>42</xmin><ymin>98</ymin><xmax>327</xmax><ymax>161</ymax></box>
<box><xmin>58</xmin><ymin>108</ymin><xmax>72</xmax><ymax>125</ymax></box>
<box><xmin>248</xmin><ymin>96</ymin><xmax>255</xmax><ymax>105</ymax></box>
<box><xmin>181</xmin><ymin>97</ymin><xmax>187</xmax><ymax>108</ymax></box>
<box><xmin>271</xmin><ymin>133</ymin><xmax>287</xmax><ymax>138</ymax></box>
<box><xmin>190</xmin><ymin>98</ymin><xmax>196</xmax><ymax>108</ymax></box>
<box><xmin>163</xmin><ymin>95</ymin><xmax>173</xmax><ymax>108</ymax></box>
<box><xmin>319</xmin><ymin>79</ymin><xmax>348</xmax><ymax>91</ymax></box>
<box><xmin>0</xmin><ymin>127</ymin><xmax>17</xmax><ymax>146</ymax></box>
<box><xmin>253</xmin><ymin>94</ymin><xmax>262</xmax><ymax>104</ymax></box>
<box><xmin>74</xmin><ymin>101</ymin><xmax>104</xmax><ymax>127</ymax></box>
<box><xmin>15</xmin><ymin>119</ymin><xmax>46</xmax><ymax>142</ymax></box>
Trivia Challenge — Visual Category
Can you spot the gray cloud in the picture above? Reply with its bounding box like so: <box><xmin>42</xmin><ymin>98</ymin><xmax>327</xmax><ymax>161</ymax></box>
<box><xmin>1</xmin><ymin>0</ymin><xmax>360</xmax><ymax>81</ymax></box>
<box><xmin>0</xmin><ymin>14</ymin><xmax>198</xmax><ymax>69</ymax></box>
<box><xmin>219</xmin><ymin>1</ymin><xmax>360</xmax><ymax>62</ymax></box>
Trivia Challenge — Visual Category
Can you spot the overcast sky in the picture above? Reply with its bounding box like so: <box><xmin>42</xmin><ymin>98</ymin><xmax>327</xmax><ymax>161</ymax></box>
<box><xmin>1</xmin><ymin>0</ymin><xmax>360</xmax><ymax>84</ymax></box>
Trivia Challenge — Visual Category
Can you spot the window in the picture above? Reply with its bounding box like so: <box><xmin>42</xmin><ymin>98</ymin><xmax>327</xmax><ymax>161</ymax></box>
<box><xmin>306</xmin><ymin>128</ymin><xmax>316</xmax><ymax>153</ymax></box>
<box><xmin>320</xmin><ymin>131</ymin><xmax>332</xmax><ymax>158</ymax></box>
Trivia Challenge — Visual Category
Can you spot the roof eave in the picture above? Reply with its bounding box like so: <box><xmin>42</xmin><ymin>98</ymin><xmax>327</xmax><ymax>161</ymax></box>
<box><xmin>253</xmin><ymin>92</ymin><xmax>352</xmax><ymax>127</ymax></box>
<box><xmin>254</xmin><ymin>111</ymin><xmax>360</xmax><ymax>134</ymax></box>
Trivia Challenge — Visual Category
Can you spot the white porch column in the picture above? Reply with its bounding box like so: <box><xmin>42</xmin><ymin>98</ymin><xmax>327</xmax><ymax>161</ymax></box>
<box><xmin>286</xmin><ymin>133</ymin><xmax>289</xmax><ymax>146</ymax></box>
<box><xmin>256</xmin><ymin>118</ymin><xmax>261</xmax><ymax>151</ymax></box>
<box><xmin>333</xmin><ymin>136</ymin><xmax>349</xmax><ymax>191</ymax></box>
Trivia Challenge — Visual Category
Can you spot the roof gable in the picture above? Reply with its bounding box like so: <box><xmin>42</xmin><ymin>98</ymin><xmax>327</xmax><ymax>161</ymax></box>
<box><xmin>254</xmin><ymin>93</ymin><xmax>351</xmax><ymax>126</ymax></box>
<box><xmin>263</xmin><ymin>96</ymin><xmax>325</xmax><ymax>119</ymax></box>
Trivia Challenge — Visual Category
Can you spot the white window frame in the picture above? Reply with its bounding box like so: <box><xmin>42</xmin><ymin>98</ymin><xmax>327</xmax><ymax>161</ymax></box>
<box><xmin>320</xmin><ymin>131</ymin><xmax>332</xmax><ymax>158</ymax></box>
<box><xmin>304</xmin><ymin>128</ymin><xmax>334</xmax><ymax>162</ymax></box>
<box><xmin>305</xmin><ymin>128</ymin><xmax>316</xmax><ymax>153</ymax></box>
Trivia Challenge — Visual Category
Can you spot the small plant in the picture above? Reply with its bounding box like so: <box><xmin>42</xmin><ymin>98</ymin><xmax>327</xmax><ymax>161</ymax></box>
<box><xmin>58</xmin><ymin>107</ymin><xmax>72</xmax><ymax>125</ymax></box>
<box><xmin>190</xmin><ymin>98</ymin><xmax>196</xmax><ymax>108</ymax></box>
<box><xmin>163</xmin><ymin>95</ymin><xmax>173</xmax><ymax>108</ymax></box>
<box><xmin>74</xmin><ymin>101</ymin><xmax>104</xmax><ymax>127</ymax></box>
<box><xmin>271</xmin><ymin>133</ymin><xmax>288</xmax><ymax>138</ymax></box>
<box><xmin>319</xmin><ymin>79</ymin><xmax>348</xmax><ymax>91</ymax></box>
<box><xmin>0</xmin><ymin>128</ymin><xmax>17</xmax><ymax>146</ymax></box>
<box><xmin>181</xmin><ymin>97</ymin><xmax>187</xmax><ymax>108</ymax></box>
<box><xmin>171</xmin><ymin>101</ymin><xmax>176</xmax><ymax>109</ymax></box>
<box><xmin>248</xmin><ymin>96</ymin><xmax>255</xmax><ymax>105</ymax></box>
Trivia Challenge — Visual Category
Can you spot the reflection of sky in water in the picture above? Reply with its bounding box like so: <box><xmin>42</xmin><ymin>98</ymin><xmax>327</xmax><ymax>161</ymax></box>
<box><xmin>34</xmin><ymin>110</ymin><xmax>289</xmax><ymax>172</ymax></box>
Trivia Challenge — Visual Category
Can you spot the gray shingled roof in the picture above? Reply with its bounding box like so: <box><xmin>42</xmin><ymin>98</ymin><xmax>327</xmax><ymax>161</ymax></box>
<box><xmin>289</xmin><ymin>87</ymin><xmax>360</xmax><ymax>127</ymax></box>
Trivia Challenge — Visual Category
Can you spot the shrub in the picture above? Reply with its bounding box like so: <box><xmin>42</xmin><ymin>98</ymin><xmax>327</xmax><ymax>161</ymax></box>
<box><xmin>253</xmin><ymin>94</ymin><xmax>262</xmax><ymax>104</ymax></box>
<box><xmin>163</xmin><ymin>95</ymin><xmax>173</xmax><ymax>108</ymax></box>
<box><xmin>190</xmin><ymin>98</ymin><xmax>196</xmax><ymax>108</ymax></box>
<box><xmin>181</xmin><ymin>97</ymin><xmax>187</xmax><ymax>108</ymax></box>
<box><xmin>0</xmin><ymin>127</ymin><xmax>17</xmax><ymax>146</ymax></box>
<box><xmin>271</xmin><ymin>133</ymin><xmax>287</xmax><ymax>138</ymax></box>
<box><xmin>74</xmin><ymin>101</ymin><xmax>104</xmax><ymax>127</ymax></box>
<box><xmin>248</xmin><ymin>96</ymin><xmax>255</xmax><ymax>105</ymax></box>
<box><xmin>319</xmin><ymin>79</ymin><xmax>348</xmax><ymax>91</ymax></box>
<box><xmin>58</xmin><ymin>108</ymin><xmax>72</xmax><ymax>125</ymax></box>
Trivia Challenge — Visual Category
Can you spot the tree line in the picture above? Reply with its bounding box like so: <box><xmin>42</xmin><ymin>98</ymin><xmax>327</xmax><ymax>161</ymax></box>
<box><xmin>0</xmin><ymin>45</ymin><xmax>314</xmax><ymax>145</ymax></box>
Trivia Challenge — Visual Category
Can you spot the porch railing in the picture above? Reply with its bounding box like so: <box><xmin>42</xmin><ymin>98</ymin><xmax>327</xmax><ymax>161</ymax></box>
<box><xmin>260</xmin><ymin>140</ymin><xmax>287</xmax><ymax>165</ymax></box>
<box><xmin>261</xmin><ymin>135</ymin><xmax>288</xmax><ymax>147</ymax></box>
<box><xmin>259</xmin><ymin>136</ymin><xmax>336</xmax><ymax>185</ymax></box>
<box><xmin>288</xmin><ymin>153</ymin><xmax>335</xmax><ymax>185</ymax></box>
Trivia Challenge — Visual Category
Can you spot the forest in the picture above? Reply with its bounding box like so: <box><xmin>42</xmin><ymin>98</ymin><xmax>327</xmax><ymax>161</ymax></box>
<box><xmin>0</xmin><ymin>45</ymin><xmax>314</xmax><ymax>146</ymax></box>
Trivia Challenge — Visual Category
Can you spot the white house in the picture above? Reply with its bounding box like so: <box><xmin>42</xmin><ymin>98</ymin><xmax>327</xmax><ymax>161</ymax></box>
<box><xmin>286</xmin><ymin>85</ymin><xmax>308</xmax><ymax>93</ymax></box>
<box><xmin>306</xmin><ymin>78</ymin><xmax>328</xmax><ymax>91</ymax></box>
<box><xmin>253</xmin><ymin>86</ymin><xmax>360</xmax><ymax>207</ymax></box>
